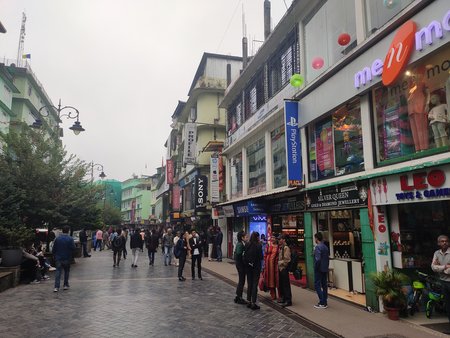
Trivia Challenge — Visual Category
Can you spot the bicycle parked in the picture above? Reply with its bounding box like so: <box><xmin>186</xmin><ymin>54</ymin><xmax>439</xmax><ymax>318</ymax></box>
<box><xmin>408</xmin><ymin>270</ymin><xmax>446</xmax><ymax>318</ymax></box>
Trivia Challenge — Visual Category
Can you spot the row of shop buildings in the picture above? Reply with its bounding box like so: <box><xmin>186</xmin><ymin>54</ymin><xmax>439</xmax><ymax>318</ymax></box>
<box><xmin>161</xmin><ymin>0</ymin><xmax>450</xmax><ymax>311</ymax></box>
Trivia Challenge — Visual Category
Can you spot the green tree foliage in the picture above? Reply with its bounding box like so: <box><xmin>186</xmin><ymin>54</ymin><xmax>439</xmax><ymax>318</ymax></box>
<box><xmin>101</xmin><ymin>204</ymin><xmax>123</xmax><ymax>226</ymax></box>
<box><xmin>0</xmin><ymin>126</ymin><xmax>102</xmax><ymax>247</ymax></box>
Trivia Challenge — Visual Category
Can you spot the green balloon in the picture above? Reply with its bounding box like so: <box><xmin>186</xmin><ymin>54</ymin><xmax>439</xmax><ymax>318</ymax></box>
<box><xmin>290</xmin><ymin>73</ymin><xmax>304</xmax><ymax>87</ymax></box>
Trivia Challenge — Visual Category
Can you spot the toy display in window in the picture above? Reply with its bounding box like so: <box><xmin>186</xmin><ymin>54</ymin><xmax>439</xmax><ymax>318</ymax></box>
<box><xmin>428</xmin><ymin>89</ymin><xmax>449</xmax><ymax>148</ymax></box>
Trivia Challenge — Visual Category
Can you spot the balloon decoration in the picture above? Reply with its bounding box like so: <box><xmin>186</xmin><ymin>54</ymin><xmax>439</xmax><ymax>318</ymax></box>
<box><xmin>289</xmin><ymin>73</ymin><xmax>304</xmax><ymax>87</ymax></box>
<box><xmin>338</xmin><ymin>33</ymin><xmax>351</xmax><ymax>46</ymax></box>
<box><xmin>311</xmin><ymin>57</ymin><xmax>324</xmax><ymax>70</ymax></box>
<box><xmin>383</xmin><ymin>0</ymin><xmax>399</xmax><ymax>9</ymax></box>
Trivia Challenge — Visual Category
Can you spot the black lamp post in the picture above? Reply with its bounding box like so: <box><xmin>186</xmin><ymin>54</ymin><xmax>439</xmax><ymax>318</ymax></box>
<box><xmin>90</xmin><ymin>162</ymin><xmax>106</xmax><ymax>183</ymax></box>
<box><xmin>30</xmin><ymin>99</ymin><xmax>85</xmax><ymax>136</ymax></box>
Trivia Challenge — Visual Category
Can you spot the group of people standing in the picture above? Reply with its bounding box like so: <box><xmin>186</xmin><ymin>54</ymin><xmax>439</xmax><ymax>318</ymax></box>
<box><xmin>233</xmin><ymin>231</ymin><xmax>330</xmax><ymax>311</ymax></box>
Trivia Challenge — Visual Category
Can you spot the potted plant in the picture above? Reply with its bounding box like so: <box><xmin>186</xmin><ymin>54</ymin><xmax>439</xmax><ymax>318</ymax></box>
<box><xmin>370</xmin><ymin>268</ymin><xmax>409</xmax><ymax>320</ymax></box>
<box><xmin>0</xmin><ymin>224</ymin><xmax>35</xmax><ymax>267</ymax></box>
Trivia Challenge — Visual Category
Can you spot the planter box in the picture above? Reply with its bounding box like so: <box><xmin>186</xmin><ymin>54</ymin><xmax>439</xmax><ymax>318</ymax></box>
<box><xmin>0</xmin><ymin>266</ymin><xmax>20</xmax><ymax>287</ymax></box>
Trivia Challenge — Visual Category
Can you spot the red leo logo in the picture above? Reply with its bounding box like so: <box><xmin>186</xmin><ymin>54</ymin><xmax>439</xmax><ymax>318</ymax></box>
<box><xmin>382</xmin><ymin>20</ymin><xmax>417</xmax><ymax>86</ymax></box>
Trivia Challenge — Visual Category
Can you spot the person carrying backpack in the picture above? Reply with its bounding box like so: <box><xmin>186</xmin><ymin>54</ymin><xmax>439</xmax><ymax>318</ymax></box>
<box><xmin>244</xmin><ymin>231</ymin><xmax>263</xmax><ymax>310</ymax></box>
<box><xmin>234</xmin><ymin>231</ymin><xmax>248</xmax><ymax>305</ymax></box>
<box><xmin>112</xmin><ymin>229</ymin><xmax>125</xmax><ymax>267</ymax></box>
<box><xmin>278</xmin><ymin>234</ymin><xmax>292</xmax><ymax>307</ymax></box>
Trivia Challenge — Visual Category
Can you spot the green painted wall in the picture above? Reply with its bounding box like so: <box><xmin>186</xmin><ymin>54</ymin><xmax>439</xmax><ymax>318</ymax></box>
<box><xmin>360</xmin><ymin>208</ymin><xmax>378</xmax><ymax>310</ymax></box>
<box><xmin>304</xmin><ymin>212</ymin><xmax>315</xmax><ymax>289</ymax></box>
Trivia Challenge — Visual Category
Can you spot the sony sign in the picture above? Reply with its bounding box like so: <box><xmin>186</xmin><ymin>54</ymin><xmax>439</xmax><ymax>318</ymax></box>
<box><xmin>354</xmin><ymin>10</ymin><xmax>450</xmax><ymax>89</ymax></box>
<box><xmin>195</xmin><ymin>175</ymin><xmax>208</xmax><ymax>210</ymax></box>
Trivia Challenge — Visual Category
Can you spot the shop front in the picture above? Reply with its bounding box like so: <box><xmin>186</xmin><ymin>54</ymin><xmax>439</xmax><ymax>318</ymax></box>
<box><xmin>371</xmin><ymin>164</ymin><xmax>450</xmax><ymax>276</ymax></box>
<box><xmin>304</xmin><ymin>182</ymin><xmax>371</xmax><ymax>306</ymax></box>
<box><xmin>266</xmin><ymin>195</ymin><xmax>306</xmax><ymax>273</ymax></box>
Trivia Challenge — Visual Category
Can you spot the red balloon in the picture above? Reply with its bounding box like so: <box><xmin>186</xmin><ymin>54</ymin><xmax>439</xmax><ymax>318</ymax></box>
<box><xmin>338</xmin><ymin>33</ymin><xmax>351</xmax><ymax>46</ymax></box>
<box><xmin>378</xmin><ymin>224</ymin><xmax>386</xmax><ymax>233</ymax></box>
<box><xmin>312</xmin><ymin>57</ymin><xmax>324</xmax><ymax>70</ymax></box>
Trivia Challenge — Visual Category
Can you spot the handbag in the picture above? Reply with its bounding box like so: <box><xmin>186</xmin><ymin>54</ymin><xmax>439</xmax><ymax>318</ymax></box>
<box><xmin>258</xmin><ymin>272</ymin><xmax>268</xmax><ymax>292</ymax></box>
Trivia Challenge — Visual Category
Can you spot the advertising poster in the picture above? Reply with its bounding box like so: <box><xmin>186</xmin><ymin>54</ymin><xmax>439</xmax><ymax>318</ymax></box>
<box><xmin>210</xmin><ymin>156</ymin><xmax>220</xmax><ymax>203</ymax></box>
<box><xmin>284</xmin><ymin>100</ymin><xmax>302</xmax><ymax>187</ymax></box>
<box><xmin>183</xmin><ymin>123</ymin><xmax>197</xmax><ymax>165</ymax></box>
<box><xmin>315</xmin><ymin>119</ymin><xmax>334</xmax><ymax>179</ymax></box>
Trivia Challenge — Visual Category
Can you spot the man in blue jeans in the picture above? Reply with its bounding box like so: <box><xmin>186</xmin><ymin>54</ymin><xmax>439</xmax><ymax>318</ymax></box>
<box><xmin>215</xmin><ymin>227</ymin><xmax>223</xmax><ymax>262</ymax></box>
<box><xmin>313</xmin><ymin>232</ymin><xmax>330</xmax><ymax>309</ymax></box>
<box><xmin>52</xmin><ymin>226</ymin><xmax>76</xmax><ymax>292</ymax></box>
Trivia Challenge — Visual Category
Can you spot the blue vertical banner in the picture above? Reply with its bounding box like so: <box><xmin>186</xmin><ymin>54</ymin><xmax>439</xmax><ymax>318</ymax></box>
<box><xmin>284</xmin><ymin>100</ymin><xmax>302</xmax><ymax>187</ymax></box>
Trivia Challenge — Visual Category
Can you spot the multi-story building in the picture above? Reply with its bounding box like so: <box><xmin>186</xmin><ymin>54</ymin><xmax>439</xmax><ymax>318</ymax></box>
<box><xmin>219</xmin><ymin>0</ymin><xmax>449</xmax><ymax>311</ymax></box>
<box><xmin>0</xmin><ymin>64</ymin><xmax>19</xmax><ymax>135</ymax></box>
<box><xmin>121</xmin><ymin>176</ymin><xmax>153</xmax><ymax>227</ymax></box>
<box><xmin>166</xmin><ymin>53</ymin><xmax>242</xmax><ymax>238</ymax></box>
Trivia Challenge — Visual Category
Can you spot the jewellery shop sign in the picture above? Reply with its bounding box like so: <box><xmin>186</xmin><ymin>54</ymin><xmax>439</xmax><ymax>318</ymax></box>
<box><xmin>370</xmin><ymin>165</ymin><xmax>450</xmax><ymax>205</ymax></box>
<box><xmin>305</xmin><ymin>183</ymin><xmax>368</xmax><ymax>210</ymax></box>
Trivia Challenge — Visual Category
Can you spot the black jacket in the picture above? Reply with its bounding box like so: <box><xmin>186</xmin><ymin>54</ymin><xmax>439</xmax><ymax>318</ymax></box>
<box><xmin>189</xmin><ymin>236</ymin><xmax>202</xmax><ymax>256</ymax></box>
<box><xmin>145</xmin><ymin>233</ymin><xmax>159</xmax><ymax>252</ymax></box>
<box><xmin>79</xmin><ymin>230</ymin><xmax>88</xmax><ymax>243</ymax></box>
<box><xmin>130</xmin><ymin>232</ymin><xmax>143</xmax><ymax>250</ymax></box>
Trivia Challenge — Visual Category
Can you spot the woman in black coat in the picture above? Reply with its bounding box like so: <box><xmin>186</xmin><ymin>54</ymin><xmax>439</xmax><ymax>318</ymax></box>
<box><xmin>245</xmin><ymin>231</ymin><xmax>263</xmax><ymax>310</ymax></box>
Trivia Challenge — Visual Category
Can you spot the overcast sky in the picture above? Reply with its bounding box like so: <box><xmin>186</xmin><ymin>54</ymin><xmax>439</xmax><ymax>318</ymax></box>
<box><xmin>1</xmin><ymin>0</ymin><xmax>292</xmax><ymax>181</ymax></box>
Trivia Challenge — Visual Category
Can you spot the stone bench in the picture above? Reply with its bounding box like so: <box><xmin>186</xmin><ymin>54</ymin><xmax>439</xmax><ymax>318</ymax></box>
<box><xmin>0</xmin><ymin>266</ymin><xmax>21</xmax><ymax>287</ymax></box>
<box><xmin>0</xmin><ymin>271</ymin><xmax>13</xmax><ymax>292</ymax></box>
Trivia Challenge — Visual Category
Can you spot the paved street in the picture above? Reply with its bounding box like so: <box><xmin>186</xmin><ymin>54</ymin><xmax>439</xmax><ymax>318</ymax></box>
<box><xmin>0</xmin><ymin>250</ymin><xmax>333</xmax><ymax>338</ymax></box>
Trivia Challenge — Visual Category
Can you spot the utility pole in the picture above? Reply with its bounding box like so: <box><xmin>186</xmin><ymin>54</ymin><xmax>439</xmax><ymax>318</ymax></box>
<box><xmin>16</xmin><ymin>12</ymin><xmax>26</xmax><ymax>67</ymax></box>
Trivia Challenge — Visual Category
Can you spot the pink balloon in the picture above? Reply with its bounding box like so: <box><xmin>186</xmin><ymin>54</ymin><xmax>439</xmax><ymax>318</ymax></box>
<box><xmin>338</xmin><ymin>33</ymin><xmax>351</xmax><ymax>46</ymax></box>
<box><xmin>312</xmin><ymin>57</ymin><xmax>324</xmax><ymax>70</ymax></box>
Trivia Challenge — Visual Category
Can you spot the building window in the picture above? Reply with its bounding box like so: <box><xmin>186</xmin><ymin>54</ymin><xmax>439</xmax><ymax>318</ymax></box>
<box><xmin>230</xmin><ymin>152</ymin><xmax>243</xmax><ymax>199</ymax></box>
<box><xmin>308</xmin><ymin>99</ymin><xmax>364</xmax><ymax>182</ymax></box>
<box><xmin>227</xmin><ymin>99</ymin><xmax>242</xmax><ymax>136</ymax></box>
<box><xmin>365</xmin><ymin>0</ymin><xmax>414</xmax><ymax>37</ymax></box>
<box><xmin>305</xmin><ymin>0</ymin><xmax>356</xmax><ymax>82</ymax></box>
<box><xmin>247</xmin><ymin>137</ymin><xmax>266</xmax><ymax>194</ymax></box>
<box><xmin>373</xmin><ymin>45</ymin><xmax>450</xmax><ymax>164</ymax></box>
<box><xmin>244</xmin><ymin>71</ymin><xmax>264</xmax><ymax>120</ymax></box>
<box><xmin>271</xmin><ymin>125</ymin><xmax>287</xmax><ymax>188</ymax></box>
<box><xmin>268</xmin><ymin>28</ymin><xmax>299</xmax><ymax>98</ymax></box>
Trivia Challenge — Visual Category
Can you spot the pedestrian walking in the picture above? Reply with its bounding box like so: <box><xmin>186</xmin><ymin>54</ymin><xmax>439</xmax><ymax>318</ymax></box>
<box><xmin>313</xmin><ymin>232</ymin><xmax>329</xmax><ymax>309</ymax></box>
<box><xmin>112</xmin><ymin>229</ymin><xmax>125</xmax><ymax>267</ymax></box>
<box><xmin>145</xmin><ymin>229</ymin><xmax>159</xmax><ymax>266</ymax></box>
<box><xmin>207</xmin><ymin>227</ymin><xmax>214</xmax><ymax>261</ymax></box>
<box><xmin>130</xmin><ymin>228</ymin><xmax>144</xmax><ymax>268</ymax></box>
<box><xmin>52</xmin><ymin>226</ymin><xmax>76</xmax><ymax>292</ymax></box>
<box><xmin>234</xmin><ymin>230</ymin><xmax>248</xmax><ymax>304</ymax></box>
<box><xmin>176</xmin><ymin>231</ymin><xmax>188</xmax><ymax>281</ymax></box>
<box><xmin>173</xmin><ymin>231</ymin><xmax>180</xmax><ymax>266</ymax></box>
<box><xmin>94</xmin><ymin>229</ymin><xmax>103</xmax><ymax>251</ymax></box>
<box><xmin>431</xmin><ymin>234</ymin><xmax>450</xmax><ymax>322</ymax></box>
<box><xmin>122</xmin><ymin>228</ymin><xmax>128</xmax><ymax>259</ymax></box>
<box><xmin>162</xmin><ymin>228</ymin><xmax>174</xmax><ymax>266</ymax></box>
<box><xmin>79</xmin><ymin>228</ymin><xmax>91</xmax><ymax>257</ymax></box>
<box><xmin>245</xmin><ymin>231</ymin><xmax>263</xmax><ymax>310</ymax></box>
<box><xmin>102</xmin><ymin>230</ymin><xmax>109</xmax><ymax>250</ymax></box>
<box><xmin>278</xmin><ymin>234</ymin><xmax>292</xmax><ymax>307</ymax></box>
<box><xmin>216</xmin><ymin>227</ymin><xmax>223</xmax><ymax>262</ymax></box>
<box><xmin>189</xmin><ymin>230</ymin><xmax>203</xmax><ymax>280</ymax></box>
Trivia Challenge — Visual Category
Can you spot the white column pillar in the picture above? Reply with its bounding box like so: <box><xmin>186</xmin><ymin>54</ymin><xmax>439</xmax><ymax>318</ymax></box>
<box><xmin>360</xmin><ymin>94</ymin><xmax>374</xmax><ymax>170</ymax></box>
<box><xmin>242</xmin><ymin>146</ymin><xmax>248</xmax><ymax>197</ymax></box>
<box><xmin>265</xmin><ymin>130</ymin><xmax>273</xmax><ymax>191</ymax></box>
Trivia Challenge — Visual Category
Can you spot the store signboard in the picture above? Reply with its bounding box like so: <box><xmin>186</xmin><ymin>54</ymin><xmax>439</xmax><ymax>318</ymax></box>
<box><xmin>269</xmin><ymin>195</ymin><xmax>305</xmax><ymax>214</ymax></box>
<box><xmin>179</xmin><ymin>170</ymin><xmax>198</xmax><ymax>188</ymax></box>
<box><xmin>166</xmin><ymin>159</ymin><xmax>174</xmax><ymax>184</ymax></box>
<box><xmin>222</xmin><ymin>205</ymin><xmax>235</xmax><ymax>217</ymax></box>
<box><xmin>284</xmin><ymin>100</ymin><xmax>303</xmax><ymax>187</ymax></box>
<box><xmin>306</xmin><ymin>183</ymin><xmax>368</xmax><ymax>210</ymax></box>
<box><xmin>183</xmin><ymin>123</ymin><xmax>197</xmax><ymax>165</ymax></box>
<box><xmin>172</xmin><ymin>185</ymin><xmax>180</xmax><ymax>211</ymax></box>
<box><xmin>195</xmin><ymin>175</ymin><xmax>208</xmax><ymax>210</ymax></box>
<box><xmin>210</xmin><ymin>156</ymin><xmax>220</xmax><ymax>203</ymax></box>
<box><xmin>234</xmin><ymin>200</ymin><xmax>266</xmax><ymax>217</ymax></box>
<box><xmin>371</xmin><ymin>165</ymin><xmax>450</xmax><ymax>205</ymax></box>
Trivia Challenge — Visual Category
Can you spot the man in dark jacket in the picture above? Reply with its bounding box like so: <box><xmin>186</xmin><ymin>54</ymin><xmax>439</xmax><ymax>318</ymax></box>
<box><xmin>314</xmin><ymin>232</ymin><xmax>330</xmax><ymax>309</ymax></box>
<box><xmin>79</xmin><ymin>228</ymin><xmax>90</xmax><ymax>258</ymax></box>
<box><xmin>216</xmin><ymin>227</ymin><xmax>223</xmax><ymax>262</ymax></box>
<box><xmin>130</xmin><ymin>229</ymin><xmax>144</xmax><ymax>268</ymax></box>
<box><xmin>189</xmin><ymin>230</ymin><xmax>203</xmax><ymax>280</ymax></box>
<box><xmin>145</xmin><ymin>229</ymin><xmax>159</xmax><ymax>266</ymax></box>
<box><xmin>52</xmin><ymin>226</ymin><xmax>76</xmax><ymax>292</ymax></box>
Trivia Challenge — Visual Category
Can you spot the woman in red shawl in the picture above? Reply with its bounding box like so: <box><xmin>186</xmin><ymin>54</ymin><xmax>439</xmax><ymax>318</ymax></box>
<box><xmin>263</xmin><ymin>236</ymin><xmax>280</xmax><ymax>300</ymax></box>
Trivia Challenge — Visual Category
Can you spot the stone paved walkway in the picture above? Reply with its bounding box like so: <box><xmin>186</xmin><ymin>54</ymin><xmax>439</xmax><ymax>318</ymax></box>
<box><xmin>0</xmin><ymin>250</ymin><xmax>330</xmax><ymax>338</ymax></box>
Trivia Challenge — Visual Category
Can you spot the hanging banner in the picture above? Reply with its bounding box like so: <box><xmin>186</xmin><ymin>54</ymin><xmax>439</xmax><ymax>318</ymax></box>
<box><xmin>284</xmin><ymin>100</ymin><xmax>302</xmax><ymax>187</ymax></box>
<box><xmin>218</xmin><ymin>153</ymin><xmax>224</xmax><ymax>192</ymax></box>
<box><xmin>183</xmin><ymin>123</ymin><xmax>197</xmax><ymax>165</ymax></box>
<box><xmin>195</xmin><ymin>175</ymin><xmax>208</xmax><ymax>210</ymax></box>
<box><xmin>210</xmin><ymin>156</ymin><xmax>220</xmax><ymax>203</ymax></box>
<box><xmin>172</xmin><ymin>185</ymin><xmax>181</xmax><ymax>211</ymax></box>
<box><xmin>166</xmin><ymin>159</ymin><xmax>174</xmax><ymax>184</ymax></box>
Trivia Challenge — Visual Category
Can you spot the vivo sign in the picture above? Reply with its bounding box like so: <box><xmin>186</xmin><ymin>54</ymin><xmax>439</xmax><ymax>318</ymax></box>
<box><xmin>354</xmin><ymin>10</ymin><xmax>450</xmax><ymax>89</ymax></box>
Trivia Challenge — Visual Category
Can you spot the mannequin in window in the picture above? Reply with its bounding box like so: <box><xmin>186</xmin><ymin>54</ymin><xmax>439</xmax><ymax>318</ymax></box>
<box><xmin>407</xmin><ymin>66</ymin><xmax>430</xmax><ymax>151</ymax></box>
<box><xmin>428</xmin><ymin>90</ymin><xmax>449</xmax><ymax>147</ymax></box>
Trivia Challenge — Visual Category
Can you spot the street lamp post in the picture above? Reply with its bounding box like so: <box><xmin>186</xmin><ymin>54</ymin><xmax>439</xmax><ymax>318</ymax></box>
<box><xmin>30</xmin><ymin>99</ymin><xmax>85</xmax><ymax>136</ymax></box>
<box><xmin>90</xmin><ymin>162</ymin><xmax>106</xmax><ymax>183</ymax></box>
